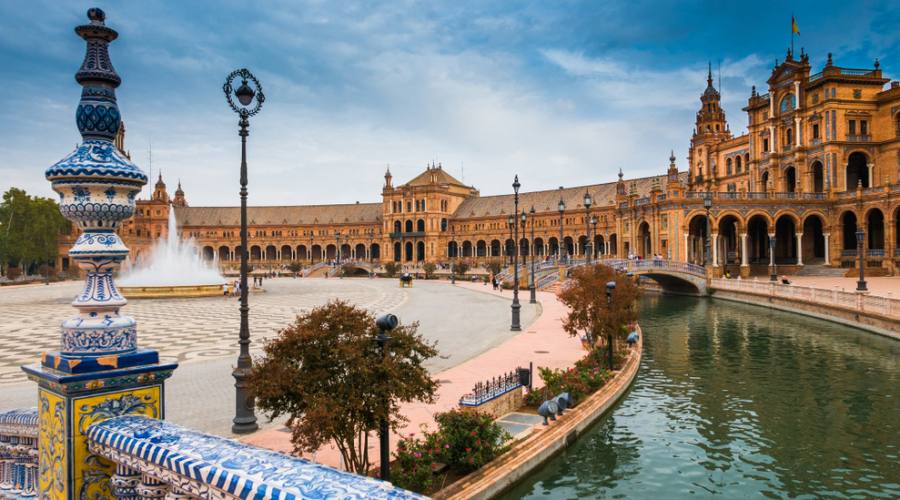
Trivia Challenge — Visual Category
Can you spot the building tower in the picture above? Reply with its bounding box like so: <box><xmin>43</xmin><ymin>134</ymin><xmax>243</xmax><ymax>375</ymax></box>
<box><xmin>689</xmin><ymin>63</ymin><xmax>732</xmax><ymax>189</ymax></box>
<box><xmin>172</xmin><ymin>180</ymin><xmax>187</xmax><ymax>207</ymax></box>
<box><xmin>152</xmin><ymin>172</ymin><xmax>169</xmax><ymax>202</ymax></box>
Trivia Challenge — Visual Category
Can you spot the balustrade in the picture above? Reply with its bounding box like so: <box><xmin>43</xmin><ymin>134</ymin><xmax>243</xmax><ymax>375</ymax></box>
<box><xmin>0</xmin><ymin>409</ymin><xmax>38</xmax><ymax>498</ymax></box>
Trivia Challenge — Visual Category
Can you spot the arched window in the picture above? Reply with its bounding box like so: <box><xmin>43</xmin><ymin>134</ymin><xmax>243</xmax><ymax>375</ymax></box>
<box><xmin>734</xmin><ymin>155</ymin><xmax>742</xmax><ymax>173</ymax></box>
<box><xmin>785</xmin><ymin>128</ymin><xmax>793</xmax><ymax>146</ymax></box>
<box><xmin>780</xmin><ymin>93</ymin><xmax>796</xmax><ymax>114</ymax></box>
<box><xmin>726</xmin><ymin>158</ymin><xmax>733</xmax><ymax>175</ymax></box>
<box><xmin>895</xmin><ymin>112</ymin><xmax>900</xmax><ymax>136</ymax></box>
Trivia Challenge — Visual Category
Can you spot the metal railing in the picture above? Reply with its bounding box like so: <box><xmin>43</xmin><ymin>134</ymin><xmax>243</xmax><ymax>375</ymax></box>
<box><xmin>85</xmin><ymin>415</ymin><xmax>419</xmax><ymax>499</ymax></box>
<box><xmin>0</xmin><ymin>408</ymin><xmax>38</xmax><ymax>498</ymax></box>
<box><xmin>301</xmin><ymin>261</ymin><xmax>329</xmax><ymax>276</ymax></box>
<box><xmin>868</xmin><ymin>249</ymin><xmax>886</xmax><ymax>257</ymax></box>
<box><xmin>459</xmin><ymin>370</ymin><xmax>522</xmax><ymax>406</ymax></box>
<box><xmin>846</xmin><ymin>134</ymin><xmax>872</xmax><ymax>142</ymax></box>
<box><xmin>711</xmin><ymin>278</ymin><xmax>900</xmax><ymax>320</ymax></box>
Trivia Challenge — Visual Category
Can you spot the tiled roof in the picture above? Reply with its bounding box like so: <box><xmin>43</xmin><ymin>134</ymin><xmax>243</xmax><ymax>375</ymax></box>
<box><xmin>401</xmin><ymin>167</ymin><xmax>466</xmax><ymax>188</ymax></box>
<box><xmin>175</xmin><ymin>203</ymin><xmax>382</xmax><ymax>227</ymax></box>
<box><xmin>451</xmin><ymin>173</ymin><xmax>685</xmax><ymax>219</ymax></box>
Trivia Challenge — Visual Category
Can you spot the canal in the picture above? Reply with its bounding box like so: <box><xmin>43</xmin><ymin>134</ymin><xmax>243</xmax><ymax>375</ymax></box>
<box><xmin>504</xmin><ymin>294</ymin><xmax>900</xmax><ymax>499</ymax></box>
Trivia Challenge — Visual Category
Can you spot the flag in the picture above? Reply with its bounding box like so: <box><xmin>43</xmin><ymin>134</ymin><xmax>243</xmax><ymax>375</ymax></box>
<box><xmin>792</xmin><ymin>16</ymin><xmax>800</xmax><ymax>35</ymax></box>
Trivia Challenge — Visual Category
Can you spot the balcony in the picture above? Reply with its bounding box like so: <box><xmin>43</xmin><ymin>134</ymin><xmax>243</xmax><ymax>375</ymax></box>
<box><xmin>868</xmin><ymin>249</ymin><xmax>885</xmax><ymax>257</ymax></box>
<box><xmin>846</xmin><ymin>134</ymin><xmax>871</xmax><ymax>142</ymax></box>
<box><xmin>842</xmin><ymin>249</ymin><xmax>858</xmax><ymax>257</ymax></box>
<box><xmin>389</xmin><ymin>231</ymin><xmax>425</xmax><ymax>239</ymax></box>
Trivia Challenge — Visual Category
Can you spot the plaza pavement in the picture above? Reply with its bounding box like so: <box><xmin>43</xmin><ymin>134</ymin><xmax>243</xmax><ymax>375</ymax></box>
<box><xmin>0</xmin><ymin>278</ymin><xmax>539</xmax><ymax>437</ymax></box>
<box><xmin>781</xmin><ymin>275</ymin><xmax>900</xmax><ymax>297</ymax></box>
<box><xmin>243</xmin><ymin>281</ymin><xmax>585</xmax><ymax>470</ymax></box>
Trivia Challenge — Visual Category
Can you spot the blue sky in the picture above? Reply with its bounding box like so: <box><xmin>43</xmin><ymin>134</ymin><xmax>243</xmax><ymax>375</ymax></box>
<box><xmin>2</xmin><ymin>0</ymin><xmax>898</xmax><ymax>206</ymax></box>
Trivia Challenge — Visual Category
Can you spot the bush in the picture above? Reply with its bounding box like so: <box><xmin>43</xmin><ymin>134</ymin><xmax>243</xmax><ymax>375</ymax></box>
<box><xmin>487</xmin><ymin>262</ymin><xmax>502</xmax><ymax>276</ymax></box>
<box><xmin>393</xmin><ymin>434</ymin><xmax>438</xmax><ymax>493</ymax></box>
<box><xmin>384</xmin><ymin>261</ymin><xmax>399</xmax><ymax>277</ymax></box>
<box><xmin>288</xmin><ymin>262</ymin><xmax>302</xmax><ymax>274</ymax></box>
<box><xmin>454</xmin><ymin>262</ymin><xmax>469</xmax><ymax>276</ymax></box>
<box><xmin>526</xmin><ymin>355</ymin><xmax>613</xmax><ymax>405</ymax></box>
<box><xmin>423</xmin><ymin>262</ymin><xmax>436</xmax><ymax>279</ymax></box>
<box><xmin>434</xmin><ymin>410</ymin><xmax>510</xmax><ymax>473</ymax></box>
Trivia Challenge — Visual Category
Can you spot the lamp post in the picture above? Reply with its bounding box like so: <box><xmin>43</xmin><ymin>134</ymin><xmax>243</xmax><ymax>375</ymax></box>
<box><xmin>703</xmin><ymin>195</ymin><xmax>712</xmax><ymax>267</ymax></box>
<box><xmin>450</xmin><ymin>225</ymin><xmax>456</xmax><ymax>284</ymax></box>
<box><xmin>583</xmin><ymin>190</ymin><xmax>593</xmax><ymax>263</ymax></box>
<box><xmin>309</xmin><ymin>234</ymin><xmax>313</xmax><ymax>263</ymax></box>
<box><xmin>335</xmin><ymin>230</ymin><xmax>341</xmax><ymax>265</ymax></box>
<box><xmin>769</xmin><ymin>235</ymin><xmax>777</xmax><ymax>281</ymax></box>
<box><xmin>529</xmin><ymin>206</ymin><xmax>536</xmax><ymax>304</ymax></box>
<box><xmin>224</xmin><ymin>67</ymin><xmax>265</xmax><ymax>434</ymax></box>
<box><xmin>558</xmin><ymin>190</ymin><xmax>566</xmax><ymax>263</ymax></box>
<box><xmin>369</xmin><ymin>228</ymin><xmax>374</xmax><ymax>264</ymax></box>
<box><xmin>511</xmin><ymin>176</ymin><xmax>522</xmax><ymax>332</ymax></box>
<box><xmin>590</xmin><ymin>215</ymin><xmax>598</xmax><ymax>261</ymax></box>
<box><xmin>605</xmin><ymin>281</ymin><xmax>616</xmax><ymax>369</ymax></box>
<box><xmin>375</xmin><ymin>313</ymin><xmax>398</xmax><ymax>481</ymax></box>
<box><xmin>856</xmin><ymin>228</ymin><xmax>867</xmax><ymax>291</ymax></box>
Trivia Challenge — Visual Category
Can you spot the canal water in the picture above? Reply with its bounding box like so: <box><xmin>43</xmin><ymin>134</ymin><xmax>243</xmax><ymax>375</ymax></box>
<box><xmin>504</xmin><ymin>295</ymin><xmax>900</xmax><ymax>499</ymax></box>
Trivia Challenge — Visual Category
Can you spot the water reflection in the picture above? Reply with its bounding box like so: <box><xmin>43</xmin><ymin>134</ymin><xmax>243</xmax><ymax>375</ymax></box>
<box><xmin>504</xmin><ymin>295</ymin><xmax>900</xmax><ymax>499</ymax></box>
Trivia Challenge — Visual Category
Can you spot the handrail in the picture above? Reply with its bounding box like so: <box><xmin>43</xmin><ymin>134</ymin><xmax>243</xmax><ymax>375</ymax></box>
<box><xmin>710</xmin><ymin>278</ymin><xmax>900</xmax><ymax>320</ymax></box>
<box><xmin>86</xmin><ymin>415</ymin><xmax>422</xmax><ymax>499</ymax></box>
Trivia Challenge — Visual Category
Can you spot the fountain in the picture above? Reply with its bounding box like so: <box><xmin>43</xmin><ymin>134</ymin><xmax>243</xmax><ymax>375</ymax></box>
<box><xmin>119</xmin><ymin>208</ymin><xmax>226</xmax><ymax>298</ymax></box>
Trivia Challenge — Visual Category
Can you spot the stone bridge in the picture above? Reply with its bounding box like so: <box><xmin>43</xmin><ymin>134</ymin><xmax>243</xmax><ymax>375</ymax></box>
<box><xmin>604</xmin><ymin>259</ymin><xmax>708</xmax><ymax>295</ymax></box>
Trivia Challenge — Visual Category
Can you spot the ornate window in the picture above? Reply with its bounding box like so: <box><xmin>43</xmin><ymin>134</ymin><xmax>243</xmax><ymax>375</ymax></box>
<box><xmin>726</xmin><ymin>158</ymin><xmax>733</xmax><ymax>175</ymax></box>
<box><xmin>735</xmin><ymin>155</ymin><xmax>742</xmax><ymax>173</ymax></box>
<box><xmin>780</xmin><ymin>93</ymin><xmax>796</xmax><ymax>114</ymax></box>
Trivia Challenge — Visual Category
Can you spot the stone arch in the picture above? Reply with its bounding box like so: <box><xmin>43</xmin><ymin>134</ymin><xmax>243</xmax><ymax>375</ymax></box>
<box><xmin>370</xmin><ymin>243</ymin><xmax>380</xmax><ymax>260</ymax></box>
<box><xmin>686</xmin><ymin>213</ymin><xmax>709</xmax><ymax>265</ymax></box>
<box><xmin>355</xmin><ymin>243</ymin><xmax>366</xmax><ymax>260</ymax></box>
<box><xmin>810</xmin><ymin>160</ymin><xmax>825</xmax><ymax>193</ymax></box>
<box><xmin>296</xmin><ymin>244</ymin><xmax>308</xmax><ymax>261</ymax></box>
<box><xmin>311</xmin><ymin>244</ymin><xmax>322</xmax><ymax>262</ymax></box>
<box><xmin>416</xmin><ymin>219</ymin><xmax>425</xmax><ymax>232</ymax></box>
<box><xmin>637</xmin><ymin>221</ymin><xmax>651</xmax><ymax>258</ymax></box>
<box><xmin>593</xmin><ymin>234</ymin><xmax>603</xmax><ymax>257</ymax></box>
<box><xmin>202</xmin><ymin>245</ymin><xmax>215</xmax><ymax>261</ymax></box>
<box><xmin>476</xmin><ymin>240</ymin><xmax>487</xmax><ymax>258</ymax></box>
<box><xmin>490</xmin><ymin>239</ymin><xmax>501</xmax><ymax>258</ymax></box>
<box><xmin>217</xmin><ymin>245</ymin><xmax>230</xmax><ymax>261</ymax></box>
<box><xmin>404</xmin><ymin>241</ymin><xmax>413</xmax><ymax>262</ymax></box>
<box><xmin>505</xmin><ymin>239</ymin><xmax>515</xmax><ymax>261</ymax></box>
<box><xmin>609</xmin><ymin>234</ymin><xmax>618</xmax><ymax>256</ymax></box>
<box><xmin>802</xmin><ymin>213</ymin><xmax>826</xmax><ymax>263</ymax></box>
<box><xmin>534</xmin><ymin>237</ymin><xmax>545</xmax><ymax>256</ymax></box>
<box><xmin>393</xmin><ymin>220</ymin><xmax>402</xmax><ymax>233</ymax></box>
<box><xmin>325</xmin><ymin>244</ymin><xmax>337</xmax><ymax>260</ymax></box>
<box><xmin>281</xmin><ymin>244</ymin><xmax>293</xmax><ymax>261</ymax></box>
<box><xmin>563</xmin><ymin>236</ymin><xmax>574</xmax><ymax>258</ymax></box>
<box><xmin>416</xmin><ymin>241</ymin><xmax>425</xmax><ymax>262</ymax></box>
<box><xmin>448</xmin><ymin>241</ymin><xmax>458</xmax><ymax>258</ymax></box>
<box><xmin>746</xmin><ymin>214</ymin><xmax>770</xmax><ymax>265</ymax></box>
<box><xmin>840</xmin><ymin>211</ymin><xmax>858</xmax><ymax>251</ymax></box>
<box><xmin>761</xmin><ymin>170</ymin><xmax>770</xmax><ymax>192</ymax></box>
<box><xmin>716</xmin><ymin>214</ymin><xmax>742</xmax><ymax>266</ymax></box>
<box><xmin>846</xmin><ymin>151</ymin><xmax>870</xmax><ymax>190</ymax></box>
<box><xmin>548</xmin><ymin>237</ymin><xmax>560</xmax><ymax>258</ymax></box>
<box><xmin>405</xmin><ymin>219</ymin><xmax>413</xmax><ymax>232</ymax></box>
<box><xmin>462</xmin><ymin>240</ymin><xmax>473</xmax><ymax>258</ymax></box>
<box><xmin>784</xmin><ymin>165</ymin><xmax>797</xmax><ymax>193</ymax></box>
<box><xmin>774</xmin><ymin>213</ymin><xmax>798</xmax><ymax>264</ymax></box>
<box><xmin>250</xmin><ymin>245</ymin><xmax>262</xmax><ymax>261</ymax></box>
<box><xmin>866</xmin><ymin>208</ymin><xmax>885</xmax><ymax>251</ymax></box>
<box><xmin>393</xmin><ymin>242</ymin><xmax>401</xmax><ymax>262</ymax></box>
<box><xmin>265</xmin><ymin>245</ymin><xmax>277</xmax><ymax>261</ymax></box>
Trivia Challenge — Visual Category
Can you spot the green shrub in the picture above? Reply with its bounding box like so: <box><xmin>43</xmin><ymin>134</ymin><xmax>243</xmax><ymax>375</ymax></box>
<box><xmin>434</xmin><ymin>410</ymin><xmax>510</xmax><ymax>473</ymax></box>
<box><xmin>393</xmin><ymin>434</ymin><xmax>437</xmax><ymax>493</ymax></box>
<box><xmin>423</xmin><ymin>262</ymin><xmax>436</xmax><ymax>279</ymax></box>
<box><xmin>527</xmin><ymin>355</ymin><xmax>613</xmax><ymax>404</ymax></box>
<box><xmin>454</xmin><ymin>262</ymin><xmax>470</xmax><ymax>276</ymax></box>
<box><xmin>384</xmin><ymin>261</ymin><xmax>399</xmax><ymax>277</ymax></box>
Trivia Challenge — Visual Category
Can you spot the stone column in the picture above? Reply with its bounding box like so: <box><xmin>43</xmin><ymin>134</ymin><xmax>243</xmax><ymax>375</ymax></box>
<box><xmin>769</xmin><ymin>126</ymin><xmax>775</xmax><ymax>152</ymax></box>
<box><xmin>868</xmin><ymin>163</ymin><xmax>875</xmax><ymax>187</ymax></box>
<box><xmin>740</xmin><ymin>233</ymin><xmax>749</xmax><ymax>267</ymax></box>
<box><xmin>794</xmin><ymin>117</ymin><xmax>801</xmax><ymax>146</ymax></box>
<box><xmin>683</xmin><ymin>232</ymin><xmax>690</xmax><ymax>262</ymax></box>
<box><xmin>796</xmin><ymin>233</ymin><xmax>804</xmax><ymax>266</ymax></box>
<box><xmin>824</xmin><ymin>233</ymin><xmax>831</xmax><ymax>265</ymax></box>
<box><xmin>769</xmin><ymin>233</ymin><xmax>776</xmax><ymax>267</ymax></box>
<box><xmin>712</xmin><ymin>233</ymin><xmax>719</xmax><ymax>267</ymax></box>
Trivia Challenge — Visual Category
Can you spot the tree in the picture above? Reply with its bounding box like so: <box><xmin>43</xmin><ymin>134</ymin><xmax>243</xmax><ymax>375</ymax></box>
<box><xmin>288</xmin><ymin>262</ymin><xmax>302</xmax><ymax>274</ymax></box>
<box><xmin>557</xmin><ymin>264</ymin><xmax>640</xmax><ymax>368</ymax></box>
<box><xmin>383</xmin><ymin>261</ymin><xmax>399</xmax><ymax>277</ymax></box>
<box><xmin>454</xmin><ymin>261</ymin><xmax>470</xmax><ymax>276</ymax></box>
<box><xmin>0</xmin><ymin>188</ymin><xmax>70</xmax><ymax>277</ymax></box>
<box><xmin>250</xmin><ymin>300</ymin><xmax>439</xmax><ymax>475</ymax></box>
<box><xmin>487</xmin><ymin>262</ymin><xmax>502</xmax><ymax>276</ymax></box>
<box><xmin>422</xmin><ymin>262</ymin><xmax>436</xmax><ymax>279</ymax></box>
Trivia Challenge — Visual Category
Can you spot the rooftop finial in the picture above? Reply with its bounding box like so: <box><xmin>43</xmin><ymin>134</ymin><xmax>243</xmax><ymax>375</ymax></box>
<box><xmin>669</xmin><ymin>150</ymin><xmax>676</xmax><ymax>163</ymax></box>
<box><xmin>826</xmin><ymin>52</ymin><xmax>833</xmax><ymax>67</ymax></box>
<box><xmin>707</xmin><ymin>61</ymin><xmax>713</xmax><ymax>86</ymax></box>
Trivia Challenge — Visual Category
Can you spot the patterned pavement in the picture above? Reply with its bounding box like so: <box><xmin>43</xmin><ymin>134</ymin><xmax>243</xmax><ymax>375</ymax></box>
<box><xmin>0</xmin><ymin>278</ymin><xmax>407</xmax><ymax>385</ymax></box>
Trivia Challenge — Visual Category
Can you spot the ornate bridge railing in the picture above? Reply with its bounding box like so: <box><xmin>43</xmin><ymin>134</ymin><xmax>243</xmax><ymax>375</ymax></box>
<box><xmin>0</xmin><ymin>408</ymin><xmax>38</xmax><ymax>498</ymax></box>
<box><xmin>711</xmin><ymin>278</ymin><xmax>900</xmax><ymax>320</ymax></box>
<box><xmin>85</xmin><ymin>415</ymin><xmax>421</xmax><ymax>499</ymax></box>
<box><xmin>459</xmin><ymin>370</ymin><xmax>522</xmax><ymax>407</ymax></box>
<box><xmin>301</xmin><ymin>261</ymin><xmax>329</xmax><ymax>277</ymax></box>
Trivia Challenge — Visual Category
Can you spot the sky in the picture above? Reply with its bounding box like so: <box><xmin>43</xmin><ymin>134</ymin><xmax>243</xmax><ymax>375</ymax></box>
<box><xmin>1</xmin><ymin>0</ymin><xmax>898</xmax><ymax>206</ymax></box>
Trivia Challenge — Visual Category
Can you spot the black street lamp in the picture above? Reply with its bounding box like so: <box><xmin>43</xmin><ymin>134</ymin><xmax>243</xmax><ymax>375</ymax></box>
<box><xmin>583</xmin><ymin>190</ymin><xmax>593</xmax><ymax>262</ymax></box>
<box><xmin>769</xmin><ymin>235</ymin><xmax>777</xmax><ymax>282</ymax></box>
<box><xmin>557</xmin><ymin>188</ymin><xmax>566</xmax><ymax>263</ymax></box>
<box><xmin>511</xmin><ymin>175</ymin><xmax>522</xmax><ymax>332</ymax></box>
<box><xmin>369</xmin><ymin>228</ymin><xmax>375</xmax><ymax>264</ymax></box>
<box><xmin>224</xmin><ymin>68</ymin><xmax>265</xmax><ymax>434</ymax></box>
<box><xmin>704</xmin><ymin>195</ymin><xmax>712</xmax><ymax>267</ymax></box>
<box><xmin>309</xmin><ymin>234</ymin><xmax>314</xmax><ymax>262</ymax></box>
<box><xmin>529</xmin><ymin>206</ymin><xmax>536</xmax><ymax>304</ymax></box>
<box><xmin>450</xmin><ymin>225</ymin><xmax>456</xmax><ymax>284</ymax></box>
<box><xmin>335</xmin><ymin>230</ymin><xmax>342</xmax><ymax>265</ymax></box>
<box><xmin>590</xmin><ymin>215</ymin><xmax>598</xmax><ymax>261</ymax></box>
<box><xmin>605</xmin><ymin>281</ymin><xmax>616</xmax><ymax>369</ymax></box>
<box><xmin>856</xmin><ymin>228</ymin><xmax>867</xmax><ymax>291</ymax></box>
<box><xmin>374</xmin><ymin>313</ymin><xmax>398</xmax><ymax>482</ymax></box>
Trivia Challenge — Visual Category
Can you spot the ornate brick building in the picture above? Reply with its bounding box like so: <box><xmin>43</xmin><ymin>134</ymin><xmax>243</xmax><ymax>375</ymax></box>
<box><xmin>58</xmin><ymin>51</ymin><xmax>900</xmax><ymax>277</ymax></box>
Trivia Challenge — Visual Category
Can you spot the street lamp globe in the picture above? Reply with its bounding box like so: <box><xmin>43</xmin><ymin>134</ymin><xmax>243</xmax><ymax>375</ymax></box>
<box><xmin>558</xmin><ymin>198</ymin><xmax>565</xmax><ymax>212</ymax></box>
<box><xmin>704</xmin><ymin>195</ymin><xmax>712</xmax><ymax>210</ymax></box>
<box><xmin>507</xmin><ymin>214</ymin><xmax>514</xmax><ymax>227</ymax></box>
<box><xmin>521</xmin><ymin>209</ymin><xmax>527</xmax><ymax>225</ymax></box>
<box><xmin>513</xmin><ymin>175</ymin><xmax>521</xmax><ymax>194</ymax></box>
<box><xmin>583</xmin><ymin>190</ymin><xmax>592</xmax><ymax>209</ymax></box>
<box><xmin>235</xmin><ymin>79</ymin><xmax>255</xmax><ymax>106</ymax></box>
<box><xmin>856</xmin><ymin>229</ymin><xmax>865</xmax><ymax>244</ymax></box>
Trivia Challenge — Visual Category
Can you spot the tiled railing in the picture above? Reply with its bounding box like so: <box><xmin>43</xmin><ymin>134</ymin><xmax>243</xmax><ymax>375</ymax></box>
<box><xmin>711</xmin><ymin>279</ymin><xmax>900</xmax><ymax>320</ymax></box>
<box><xmin>459</xmin><ymin>370</ymin><xmax>523</xmax><ymax>407</ymax></box>
<box><xmin>86</xmin><ymin>415</ymin><xmax>421</xmax><ymax>499</ymax></box>
<box><xmin>0</xmin><ymin>408</ymin><xmax>38</xmax><ymax>498</ymax></box>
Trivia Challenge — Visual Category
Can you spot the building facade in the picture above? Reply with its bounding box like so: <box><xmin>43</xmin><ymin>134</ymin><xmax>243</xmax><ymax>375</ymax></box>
<box><xmin>58</xmin><ymin>51</ymin><xmax>900</xmax><ymax>277</ymax></box>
